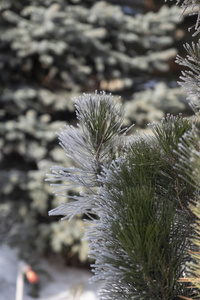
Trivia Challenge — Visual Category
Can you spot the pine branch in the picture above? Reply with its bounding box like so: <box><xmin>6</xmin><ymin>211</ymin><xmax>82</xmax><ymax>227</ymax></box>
<box><xmin>87</xmin><ymin>115</ymin><xmax>195</xmax><ymax>299</ymax></box>
<box><xmin>165</xmin><ymin>0</ymin><xmax>200</xmax><ymax>34</ymax></box>
<box><xmin>45</xmin><ymin>0</ymin><xmax>200</xmax><ymax>298</ymax></box>
<box><xmin>47</xmin><ymin>89</ymin><xmax>197</xmax><ymax>299</ymax></box>
<box><xmin>176</xmin><ymin>123</ymin><xmax>200</xmax><ymax>297</ymax></box>
<box><xmin>169</xmin><ymin>0</ymin><xmax>200</xmax><ymax>297</ymax></box>
<box><xmin>176</xmin><ymin>42</ymin><xmax>200</xmax><ymax>106</ymax></box>
<box><xmin>46</xmin><ymin>91</ymin><xmax>132</xmax><ymax>220</ymax></box>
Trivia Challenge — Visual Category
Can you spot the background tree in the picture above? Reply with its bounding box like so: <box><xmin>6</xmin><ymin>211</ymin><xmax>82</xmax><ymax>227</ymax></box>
<box><xmin>0</xmin><ymin>0</ymin><xmax>194</xmax><ymax>268</ymax></box>
<box><xmin>47</xmin><ymin>1</ymin><xmax>200</xmax><ymax>299</ymax></box>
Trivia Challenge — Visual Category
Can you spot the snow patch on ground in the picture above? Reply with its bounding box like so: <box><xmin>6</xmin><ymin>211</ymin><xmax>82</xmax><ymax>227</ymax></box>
<box><xmin>0</xmin><ymin>244</ymin><xmax>101</xmax><ymax>300</ymax></box>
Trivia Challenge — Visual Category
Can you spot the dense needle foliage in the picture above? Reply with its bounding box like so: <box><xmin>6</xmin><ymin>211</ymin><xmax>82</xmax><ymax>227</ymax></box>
<box><xmin>47</xmin><ymin>0</ymin><xmax>200</xmax><ymax>299</ymax></box>
<box><xmin>47</xmin><ymin>91</ymin><xmax>196</xmax><ymax>299</ymax></box>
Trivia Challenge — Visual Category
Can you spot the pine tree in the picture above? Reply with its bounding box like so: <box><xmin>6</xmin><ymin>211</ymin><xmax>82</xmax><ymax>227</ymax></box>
<box><xmin>47</xmin><ymin>91</ymin><xmax>196</xmax><ymax>299</ymax></box>
<box><xmin>47</xmin><ymin>1</ymin><xmax>200</xmax><ymax>299</ymax></box>
<box><xmin>1</xmin><ymin>0</ymin><xmax>192</xmax><ymax>264</ymax></box>
<box><xmin>167</xmin><ymin>1</ymin><xmax>200</xmax><ymax>298</ymax></box>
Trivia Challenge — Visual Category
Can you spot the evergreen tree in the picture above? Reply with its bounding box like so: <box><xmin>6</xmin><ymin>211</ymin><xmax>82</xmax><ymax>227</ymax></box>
<box><xmin>47</xmin><ymin>91</ymin><xmax>196</xmax><ymax>299</ymax></box>
<box><xmin>47</xmin><ymin>0</ymin><xmax>200</xmax><ymax>299</ymax></box>
<box><xmin>168</xmin><ymin>0</ymin><xmax>200</xmax><ymax>298</ymax></box>
<box><xmin>1</xmin><ymin>0</ymin><xmax>192</xmax><ymax>265</ymax></box>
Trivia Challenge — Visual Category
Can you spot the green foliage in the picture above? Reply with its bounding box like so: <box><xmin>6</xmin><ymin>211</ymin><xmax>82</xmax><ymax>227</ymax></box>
<box><xmin>165</xmin><ymin>2</ymin><xmax>200</xmax><ymax>297</ymax></box>
<box><xmin>188</xmin><ymin>202</ymin><xmax>200</xmax><ymax>291</ymax></box>
<box><xmin>92</xmin><ymin>115</ymin><xmax>194</xmax><ymax>299</ymax></box>
<box><xmin>74</xmin><ymin>92</ymin><xmax>126</xmax><ymax>161</ymax></box>
<box><xmin>173</xmin><ymin>124</ymin><xmax>200</xmax><ymax>297</ymax></box>
<box><xmin>47</xmin><ymin>92</ymin><xmax>130</xmax><ymax>220</ymax></box>
<box><xmin>150</xmin><ymin>114</ymin><xmax>191</xmax><ymax>153</ymax></box>
<box><xmin>164</xmin><ymin>1</ymin><xmax>200</xmax><ymax>298</ymax></box>
<box><xmin>46</xmin><ymin>0</ymin><xmax>200</xmax><ymax>299</ymax></box>
<box><xmin>0</xmin><ymin>0</ymin><xmax>194</xmax><ymax>271</ymax></box>
<box><xmin>176</xmin><ymin>41</ymin><xmax>200</xmax><ymax>103</ymax></box>
<box><xmin>48</xmin><ymin>91</ymin><xmax>196</xmax><ymax>299</ymax></box>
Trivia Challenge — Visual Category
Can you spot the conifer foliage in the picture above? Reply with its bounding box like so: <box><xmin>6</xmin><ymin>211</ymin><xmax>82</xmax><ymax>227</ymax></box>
<box><xmin>48</xmin><ymin>91</ymin><xmax>195</xmax><ymax>299</ymax></box>
<box><xmin>47</xmin><ymin>1</ymin><xmax>200</xmax><ymax>299</ymax></box>
<box><xmin>47</xmin><ymin>92</ymin><xmax>129</xmax><ymax>220</ymax></box>
<box><xmin>167</xmin><ymin>1</ymin><xmax>200</xmax><ymax>297</ymax></box>
<box><xmin>1</xmin><ymin>0</ymin><xmax>193</xmax><ymax>265</ymax></box>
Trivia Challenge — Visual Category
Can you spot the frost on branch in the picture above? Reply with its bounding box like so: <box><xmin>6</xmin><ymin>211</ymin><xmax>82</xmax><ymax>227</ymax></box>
<box><xmin>176</xmin><ymin>41</ymin><xmax>200</xmax><ymax>108</ymax></box>
<box><xmin>166</xmin><ymin>0</ymin><xmax>200</xmax><ymax>34</ymax></box>
<box><xmin>87</xmin><ymin>114</ymin><xmax>194</xmax><ymax>299</ymax></box>
<box><xmin>47</xmin><ymin>91</ymin><xmax>196</xmax><ymax>299</ymax></box>
<box><xmin>46</xmin><ymin>91</ymin><xmax>132</xmax><ymax>220</ymax></box>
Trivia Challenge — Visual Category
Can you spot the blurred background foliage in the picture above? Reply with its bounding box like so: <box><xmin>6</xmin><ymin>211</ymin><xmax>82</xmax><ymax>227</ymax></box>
<box><xmin>0</xmin><ymin>0</ymin><xmax>194</xmax><ymax>267</ymax></box>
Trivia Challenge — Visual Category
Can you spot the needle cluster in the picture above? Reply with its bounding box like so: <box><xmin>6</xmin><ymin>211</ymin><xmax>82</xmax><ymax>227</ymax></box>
<box><xmin>46</xmin><ymin>1</ymin><xmax>200</xmax><ymax>298</ymax></box>
<box><xmin>47</xmin><ymin>91</ymin><xmax>196</xmax><ymax>299</ymax></box>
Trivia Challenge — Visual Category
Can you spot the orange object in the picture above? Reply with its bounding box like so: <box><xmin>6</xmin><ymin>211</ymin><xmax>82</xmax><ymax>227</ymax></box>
<box><xmin>26</xmin><ymin>269</ymin><xmax>39</xmax><ymax>284</ymax></box>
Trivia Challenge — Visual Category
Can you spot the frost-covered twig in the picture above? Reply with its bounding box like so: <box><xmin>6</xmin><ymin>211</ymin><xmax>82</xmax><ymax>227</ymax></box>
<box><xmin>46</xmin><ymin>91</ymin><xmax>132</xmax><ymax>220</ymax></box>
